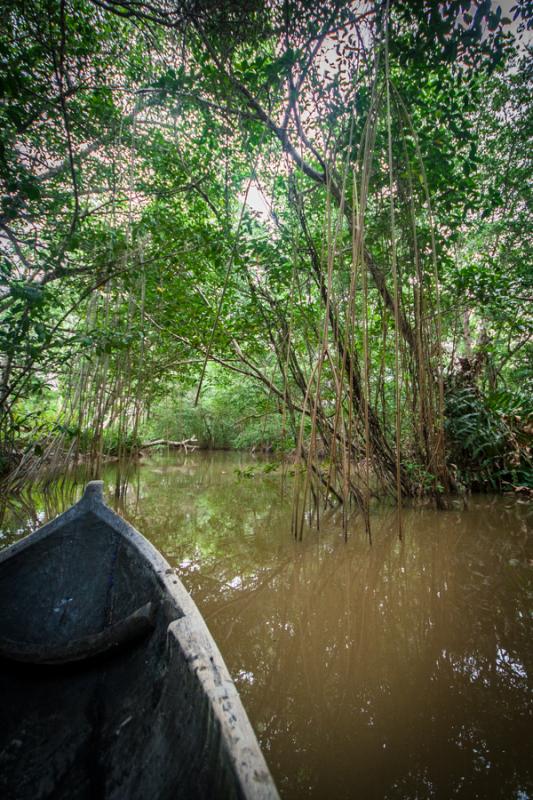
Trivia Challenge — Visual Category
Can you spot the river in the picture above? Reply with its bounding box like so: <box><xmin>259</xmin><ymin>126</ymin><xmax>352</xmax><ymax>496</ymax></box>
<box><xmin>1</xmin><ymin>451</ymin><xmax>531</xmax><ymax>799</ymax></box>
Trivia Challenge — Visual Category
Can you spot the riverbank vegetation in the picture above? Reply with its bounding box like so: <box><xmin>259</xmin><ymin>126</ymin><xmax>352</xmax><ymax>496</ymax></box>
<box><xmin>1</xmin><ymin>0</ymin><xmax>531</xmax><ymax>511</ymax></box>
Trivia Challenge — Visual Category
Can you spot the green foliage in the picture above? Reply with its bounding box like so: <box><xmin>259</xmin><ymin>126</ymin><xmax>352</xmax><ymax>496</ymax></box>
<box><xmin>143</xmin><ymin>367</ymin><xmax>288</xmax><ymax>452</ymax></box>
<box><xmin>1</xmin><ymin>0</ymin><xmax>531</xmax><ymax>499</ymax></box>
<box><xmin>403</xmin><ymin>461</ymin><xmax>444</xmax><ymax>496</ymax></box>
<box><xmin>445</xmin><ymin>386</ymin><xmax>533</xmax><ymax>490</ymax></box>
<box><xmin>100</xmin><ymin>429</ymin><xmax>143</xmax><ymax>457</ymax></box>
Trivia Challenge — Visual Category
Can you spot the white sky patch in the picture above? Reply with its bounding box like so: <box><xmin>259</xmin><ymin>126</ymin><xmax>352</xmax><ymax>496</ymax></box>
<box><xmin>239</xmin><ymin>181</ymin><xmax>271</xmax><ymax>220</ymax></box>
<box><xmin>236</xmin><ymin>669</ymin><xmax>255</xmax><ymax>685</ymax></box>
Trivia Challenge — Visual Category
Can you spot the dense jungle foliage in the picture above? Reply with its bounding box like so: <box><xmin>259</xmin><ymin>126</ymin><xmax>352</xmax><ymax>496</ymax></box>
<box><xmin>0</xmin><ymin>0</ymin><xmax>531</xmax><ymax>506</ymax></box>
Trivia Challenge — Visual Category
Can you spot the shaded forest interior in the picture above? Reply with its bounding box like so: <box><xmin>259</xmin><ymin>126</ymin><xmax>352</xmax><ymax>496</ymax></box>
<box><xmin>0</xmin><ymin>0</ymin><xmax>531</xmax><ymax>526</ymax></box>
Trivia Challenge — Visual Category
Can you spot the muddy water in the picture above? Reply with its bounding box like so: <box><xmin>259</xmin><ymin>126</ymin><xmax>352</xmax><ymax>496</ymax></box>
<box><xmin>1</xmin><ymin>451</ymin><xmax>531</xmax><ymax>799</ymax></box>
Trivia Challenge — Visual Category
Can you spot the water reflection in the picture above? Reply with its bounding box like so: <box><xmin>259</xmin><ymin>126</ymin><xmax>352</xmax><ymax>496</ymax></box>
<box><xmin>0</xmin><ymin>452</ymin><xmax>531</xmax><ymax>799</ymax></box>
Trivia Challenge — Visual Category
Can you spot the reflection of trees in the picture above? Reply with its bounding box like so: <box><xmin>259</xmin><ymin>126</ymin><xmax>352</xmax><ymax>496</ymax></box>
<box><xmin>191</xmin><ymin>500</ymin><xmax>531</xmax><ymax>800</ymax></box>
<box><xmin>0</xmin><ymin>455</ymin><xmax>530</xmax><ymax>800</ymax></box>
<box><xmin>117</xmin><ymin>453</ymin><xmax>293</xmax><ymax>583</ymax></box>
<box><xmin>0</xmin><ymin>478</ymin><xmax>80</xmax><ymax>544</ymax></box>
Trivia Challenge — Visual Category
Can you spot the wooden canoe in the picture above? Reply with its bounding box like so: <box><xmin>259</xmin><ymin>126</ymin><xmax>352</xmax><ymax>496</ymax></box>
<box><xmin>0</xmin><ymin>481</ymin><xmax>279</xmax><ymax>800</ymax></box>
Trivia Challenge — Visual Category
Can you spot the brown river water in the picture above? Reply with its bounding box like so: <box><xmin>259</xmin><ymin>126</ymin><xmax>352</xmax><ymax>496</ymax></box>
<box><xmin>0</xmin><ymin>451</ymin><xmax>531</xmax><ymax>799</ymax></box>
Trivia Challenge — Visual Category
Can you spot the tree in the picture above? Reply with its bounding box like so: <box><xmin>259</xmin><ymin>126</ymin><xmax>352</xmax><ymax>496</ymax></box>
<box><xmin>1</xmin><ymin>0</ymin><xmax>530</xmax><ymax>506</ymax></box>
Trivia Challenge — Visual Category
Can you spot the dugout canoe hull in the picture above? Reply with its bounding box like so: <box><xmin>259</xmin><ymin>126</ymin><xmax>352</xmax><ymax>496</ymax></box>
<box><xmin>0</xmin><ymin>481</ymin><xmax>279</xmax><ymax>800</ymax></box>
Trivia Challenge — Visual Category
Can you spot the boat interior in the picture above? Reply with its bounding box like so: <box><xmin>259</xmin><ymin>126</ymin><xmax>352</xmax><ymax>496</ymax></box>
<box><xmin>0</xmin><ymin>509</ymin><xmax>248</xmax><ymax>800</ymax></box>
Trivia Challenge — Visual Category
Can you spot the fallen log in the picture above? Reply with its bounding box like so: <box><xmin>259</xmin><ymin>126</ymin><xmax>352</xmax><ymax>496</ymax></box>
<box><xmin>140</xmin><ymin>437</ymin><xmax>198</xmax><ymax>453</ymax></box>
